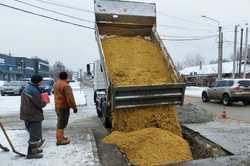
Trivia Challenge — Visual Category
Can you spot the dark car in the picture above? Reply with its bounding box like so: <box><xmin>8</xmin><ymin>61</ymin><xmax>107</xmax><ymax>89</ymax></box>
<box><xmin>1</xmin><ymin>81</ymin><xmax>26</xmax><ymax>96</ymax></box>
<box><xmin>40</xmin><ymin>78</ymin><xmax>54</xmax><ymax>95</ymax></box>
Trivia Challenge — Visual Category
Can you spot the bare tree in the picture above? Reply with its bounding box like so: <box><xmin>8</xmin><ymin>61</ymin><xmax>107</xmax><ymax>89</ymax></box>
<box><xmin>50</xmin><ymin>61</ymin><xmax>73</xmax><ymax>80</ymax></box>
<box><xmin>183</xmin><ymin>53</ymin><xmax>205</xmax><ymax>68</ymax></box>
<box><xmin>175</xmin><ymin>61</ymin><xmax>184</xmax><ymax>71</ymax></box>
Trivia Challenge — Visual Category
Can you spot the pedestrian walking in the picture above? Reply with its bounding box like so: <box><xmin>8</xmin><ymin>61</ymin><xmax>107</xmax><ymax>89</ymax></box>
<box><xmin>54</xmin><ymin>72</ymin><xmax>77</xmax><ymax>146</ymax></box>
<box><xmin>20</xmin><ymin>75</ymin><xmax>48</xmax><ymax>159</ymax></box>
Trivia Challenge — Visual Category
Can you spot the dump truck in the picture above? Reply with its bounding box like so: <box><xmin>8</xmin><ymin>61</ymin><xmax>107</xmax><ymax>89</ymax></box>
<box><xmin>87</xmin><ymin>1</ymin><xmax>250</xmax><ymax>165</ymax></box>
<box><xmin>88</xmin><ymin>0</ymin><xmax>186</xmax><ymax>129</ymax></box>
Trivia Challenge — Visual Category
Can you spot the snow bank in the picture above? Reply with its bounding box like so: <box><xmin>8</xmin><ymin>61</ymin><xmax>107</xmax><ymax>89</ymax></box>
<box><xmin>185</xmin><ymin>86</ymin><xmax>207</xmax><ymax>97</ymax></box>
<box><xmin>180</xmin><ymin>61</ymin><xmax>250</xmax><ymax>76</ymax></box>
<box><xmin>0</xmin><ymin>88</ymin><xmax>87</xmax><ymax>117</ymax></box>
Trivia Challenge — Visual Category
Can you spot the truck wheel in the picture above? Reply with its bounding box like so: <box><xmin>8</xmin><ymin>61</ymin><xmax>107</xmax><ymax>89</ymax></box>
<box><xmin>242</xmin><ymin>100</ymin><xmax>250</xmax><ymax>105</ymax></box>
<box><xmin>96</xmin><ymin>105</ymin><xmax>102</xmax><ymax>118</ymax></box>
<box><xmin>222</xmin><ymin>94</ymin><xmax>231</xmax><ymax>106</ymax></box>
<box><xmin>202</xmin><ymin>92</ymin><xmax>209</xmax><ymax>102</ymax></box>
<box><xmin>1</xmin><ymin>92</ymin><xmax>4</xmax><ymax>96</ymax></box>
<box><xmin>101</xmin><ymin>102</ymin><xmax>112</xmax><ymax>129</ymax></box>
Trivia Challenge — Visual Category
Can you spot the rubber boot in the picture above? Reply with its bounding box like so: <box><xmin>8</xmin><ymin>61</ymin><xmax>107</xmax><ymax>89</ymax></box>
<box><xmin>26</xmin><ymin>142</ymin><xmax>43</xmax><ymax>159</ymax></box>
<box><xmin>56</xmin><ymin>129</ymin><xmax>70</xmax><ymax>146</ymax></box>
<box><xmin>38</xmin><ymin>138</ymin><xmax>45</xmax><ymax>147</ymax></box>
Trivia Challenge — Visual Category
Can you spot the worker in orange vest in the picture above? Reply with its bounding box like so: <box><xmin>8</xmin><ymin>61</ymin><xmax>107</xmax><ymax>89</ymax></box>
<box><xmin>53</xmin><ymin>72</ymin><xmax>77</xmax><ymax>145</ymax></box>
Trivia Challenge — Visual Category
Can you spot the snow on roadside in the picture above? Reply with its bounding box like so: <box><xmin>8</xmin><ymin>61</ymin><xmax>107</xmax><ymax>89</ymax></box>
<box><xmin>185</xmin><ymin>86</ymin><xmax>207</xmax><ymax>97</ymax></box>
<box><xmin>0</xmin><ymin>129</ymin><xmax>98</xmax><ymax>166</ymax></box>
<box><xmin>0</xmin><ymin>88</ymin><xmax>87</xmax><ymax>117</ymax></box>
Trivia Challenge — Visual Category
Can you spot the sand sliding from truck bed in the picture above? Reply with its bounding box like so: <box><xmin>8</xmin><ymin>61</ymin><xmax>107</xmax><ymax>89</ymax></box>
<box><xmin>112</xmin><ymin>106</ymin><xmax>182</xmax><ymax>136</ymax></box>
<box><xmin>103</xmin><ymin>128</ymin><xmax>193</xmax><ymax>166</ymax></box>
<box><xmin>102</xmin><ymin>36</ymin><xmax>181</xmax><ymax>134</ymax></box>
<box><xmin>102</xmin><ymin>36</ymin><xmax>192</xmax><ymax>165</ymax></box>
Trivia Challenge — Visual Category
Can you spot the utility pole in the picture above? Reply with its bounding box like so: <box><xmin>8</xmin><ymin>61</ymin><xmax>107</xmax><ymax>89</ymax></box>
<box><xmin>233</xmin><ymin>25</ymin><xmax>239</xmax><ymax>79</ymax></box>
<box><xmin>218</xmin><ymin>26</ymin><xmax>223</xmax><ymax>80</ymax></box>
<box><xmin>201</xmin><ymin>15</ymin><xmax>222</xmax><ymax>80</ymax></box>
<box><xmin>244</xmin><ymin>24</ymin><xmax>249</xmax><ymax>78</ymax></box>
<box><xmin>239</xmin><ymin>28</ymin><xmax>244</xmax><ymax>78</ymax></box>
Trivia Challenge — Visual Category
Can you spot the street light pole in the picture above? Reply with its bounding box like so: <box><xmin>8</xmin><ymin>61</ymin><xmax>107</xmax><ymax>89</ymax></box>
<box><xmin>239</xmin><ymin>28</ymin><xmax>244</xmax><ymax>77</ymax></box>
<box><xmin>218</xmin><ymin>26</ymin><xmax>223</xmax><ymax>80</ymax></box>
<box><xmin>233</xmin><ymin>25</ymin><xmax>239</xmax><ymax>79</ymax></box>
<box><xmin>201</xmin><ymin>15</ymin><xmax>223</xmax><ymax>80</ymax></box>
<box><xmin>244</xmin><ymin>24</ymin><xmax>249</xmax><ymax>78</ymax></box>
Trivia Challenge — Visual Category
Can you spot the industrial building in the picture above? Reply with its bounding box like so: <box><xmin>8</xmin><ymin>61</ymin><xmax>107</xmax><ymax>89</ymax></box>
<box><xmin>0</xmin><ymin>53</ymin><xmax>49</xmax><ymax>81</ymax></box>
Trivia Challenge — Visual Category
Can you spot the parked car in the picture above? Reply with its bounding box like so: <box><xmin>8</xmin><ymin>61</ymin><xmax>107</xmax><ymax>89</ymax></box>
<box><xmin>0</xmin><ymin>81</ymin><xmax>6</xmax><ymax>91</ymax></box>
<box><xmin>40</xmin><ymin>78</ymin><xmax>54</xmax><ymax>95</ymax></box>
<box><xmin>1</xmin><ymin>81</ymin><xmax>26</xmax><ymax>96</ymax></box>
<box><xmin>202</xmin><ymin>79</ymin><xmax>250</xmax><ymax>106</ymax></box>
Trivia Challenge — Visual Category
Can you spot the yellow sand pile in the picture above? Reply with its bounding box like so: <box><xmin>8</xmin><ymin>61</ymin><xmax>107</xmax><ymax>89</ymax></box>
<box><xmin>103</xmin><ymin>128</ymin><xmax>193</xmax><ymax>166</ymax></box>
<box><xmin>102</xmin><ymin>36</ymin><xmax>178</xmax><ymax>86</ymax></box>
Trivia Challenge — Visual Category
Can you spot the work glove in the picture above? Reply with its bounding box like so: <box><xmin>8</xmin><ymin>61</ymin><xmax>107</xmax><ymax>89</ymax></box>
<box><xmin>73</xmin><ymin>108</ymin><xmax>78</xmax><ymax>114</ymax></box>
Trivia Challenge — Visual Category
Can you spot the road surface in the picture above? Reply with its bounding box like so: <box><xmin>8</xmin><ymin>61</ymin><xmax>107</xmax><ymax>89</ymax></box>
<box><xmin>185</xmin><ymin>96</ymin><xmax>250</xmax><ymax>123</ymax></box>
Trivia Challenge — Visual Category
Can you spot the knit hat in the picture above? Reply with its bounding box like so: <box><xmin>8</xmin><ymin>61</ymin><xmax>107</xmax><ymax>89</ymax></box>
<box><xmin>31</xmin><ymin>75</ymin><xmax>43</xmax><ymax>84</ymax></box>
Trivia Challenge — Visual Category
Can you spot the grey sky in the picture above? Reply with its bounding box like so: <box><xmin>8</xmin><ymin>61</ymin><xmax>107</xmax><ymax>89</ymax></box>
<box><xmin>0</xmin><ymin>0</ymin><xmax>250</xmax><ymax>71</ymax></box>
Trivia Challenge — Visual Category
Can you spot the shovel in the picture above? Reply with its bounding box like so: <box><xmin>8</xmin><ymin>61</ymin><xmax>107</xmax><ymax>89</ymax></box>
<box><xmin>0</xmin><ymin>121</ymin><xmax>26</xmax><ymax>157</ymax></box>
<box><xmin>0</xmin><ymin>143</ymin><xmax>9</xmax><ymax>152</ymax></box>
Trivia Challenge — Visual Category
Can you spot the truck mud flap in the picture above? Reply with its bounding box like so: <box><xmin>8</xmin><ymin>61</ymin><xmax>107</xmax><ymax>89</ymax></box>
<box><xmin>112</xmin><ymin>84</ymin><xmax>186</xmax><ymax>110</ymax></box>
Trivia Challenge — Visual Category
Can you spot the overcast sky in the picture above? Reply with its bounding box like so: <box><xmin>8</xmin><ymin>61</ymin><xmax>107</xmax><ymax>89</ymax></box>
<box><xmin>0</xmin><ymin>0</ymin><xmax>250</xmax><ymax>71</ymax></box>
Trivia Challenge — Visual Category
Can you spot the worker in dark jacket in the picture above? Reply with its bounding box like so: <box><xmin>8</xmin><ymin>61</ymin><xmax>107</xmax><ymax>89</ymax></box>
<box><xmin>54</xmin><ymin>72</ymin><xmax>77</xmax><ymax>146</ymax></box>
<box><xmin>20</xmin><ymin>75</ymin><xmax>47</xmax><ymax>159</ymax></box>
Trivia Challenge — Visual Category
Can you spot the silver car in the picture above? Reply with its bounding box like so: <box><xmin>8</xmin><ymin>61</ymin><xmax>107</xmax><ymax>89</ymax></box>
<box><xmin>1</xmin><ymin>81</ymin><xmax>26</xmax><ymax>96</ymax></box>
<box><xmin>202</xmin><ymin>79</ymin><xmax>250</xmax><ymax>106</ymax></box>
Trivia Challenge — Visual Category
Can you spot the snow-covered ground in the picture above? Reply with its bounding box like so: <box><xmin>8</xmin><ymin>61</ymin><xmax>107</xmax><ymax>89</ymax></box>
<box><xmin>0</xmin><ymin>82</ymin><xmax>86</xmax><ymax>117</ymax></box>
<box><xmin>185</xmin><ymin>86</ymin><xmax>207</xmax><ymax>97</ymax></box>
<box><xmin>0</xmin><ymin>129</ymin><xmax>98</xmax><ymax>166</ymax></box>
<box><xmin>0</xmin><ymin>84</ymin><xmax>100</xmax><ymax>166</ymax></box>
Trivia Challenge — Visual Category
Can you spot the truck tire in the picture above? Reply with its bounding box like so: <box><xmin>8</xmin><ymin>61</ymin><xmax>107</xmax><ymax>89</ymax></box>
<box><xmin>96</xmin><ymin>108</ymin><xmax>102</xmax><ymax>118</ymax></box>
<box><xmin>101</xmin><ymin>102</ymin><xmax>112</xmax><ymax>129</ymax></box>
<box><xmin>242</xmin><ymin>100</ymin><xmax>250</xmax><ymax>105</ymax></box>
<box><xmin>222</xmin><ymin>94</ymin><xmax>231</xmax><ymax>106</ymax></box>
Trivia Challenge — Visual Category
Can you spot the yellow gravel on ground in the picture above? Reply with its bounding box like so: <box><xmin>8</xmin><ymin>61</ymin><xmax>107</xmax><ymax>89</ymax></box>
<box><xmin>103</xmin><ymin>128</ymin><xmax>193</xmax><ymax>166</ymax></box>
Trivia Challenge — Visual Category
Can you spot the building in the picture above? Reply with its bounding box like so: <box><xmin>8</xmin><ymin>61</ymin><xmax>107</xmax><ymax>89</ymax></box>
<box><xmin>0</xmin><ymin>54</ymin><xmax>22</xmax><ymax>81</ymax></box>
<box><xmin>0</xmin><ymin>53</ymin><xmax>50</xmax><ymax>81</ymax></box>
<box><xmin>180</xmin><ymin>61</ymin><xmax>250</xmax><ymax>86</ymax></box>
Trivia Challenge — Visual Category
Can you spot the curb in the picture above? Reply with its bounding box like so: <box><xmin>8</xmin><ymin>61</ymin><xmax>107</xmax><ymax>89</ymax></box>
<box><xmin>88</xmin><ymin>129</ymin><xmax>102</xmax><ymax>166</ymax></box>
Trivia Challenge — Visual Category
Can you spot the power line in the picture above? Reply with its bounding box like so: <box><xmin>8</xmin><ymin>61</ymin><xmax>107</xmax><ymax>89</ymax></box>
<box><xmin>158</xmin><ymin>24</ymin><xmax>216</xmax><ymax>32</ymax></box>
<box><xmin>161</xmin><ymin>35</ymin><xmax>217</xmax><ymax>41</ymax></box>
<box><xmin>159</xmin><ymin>11</ymin><xmax>214</xmax><ymax>27</ymax></box>
<box><xmin>12</xmin><ymin>0</ymin><xmax>95</xmax><ymax>23</ymax></box>
<box><xmin>0</xmin><ymin>2</ymin><xmax>95</xmax><ymax>30</ymax></box>
<box><xmin>160</xmin><ymin>34</ymin><xmax>217</xmax><ymax>38</ymax></box>
<box><xmin>30</xmin><ymin>0</ymin><xmax>93</xmax><ymax>13</ymax></box>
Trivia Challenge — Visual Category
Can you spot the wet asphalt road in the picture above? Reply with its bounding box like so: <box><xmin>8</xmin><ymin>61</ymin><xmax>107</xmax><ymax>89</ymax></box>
<box><xmin>185</xmin><ymin>96</ymin><xmax>250</xmax><ymax>123</ymax></box>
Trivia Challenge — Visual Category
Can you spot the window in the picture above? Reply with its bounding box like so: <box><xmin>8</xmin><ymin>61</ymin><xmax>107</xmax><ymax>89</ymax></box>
<box><xmin>216</xmin><ymin>80</ymin><xmax>234</xmax><ymax>87</ymax></box>
<box><xmin>216</xmin><ymin>81</ymin><xmax>226</xmax><ymax>87</ymax></box>
<box><xmin>226</xmin><ymin>80</ymin><xmax>234</xmax><ymax>87</ymax></box>
<box><xmin>238</xmin><ymin>80</ymin><xmax>250</xmax><ymax>87</ymax></box>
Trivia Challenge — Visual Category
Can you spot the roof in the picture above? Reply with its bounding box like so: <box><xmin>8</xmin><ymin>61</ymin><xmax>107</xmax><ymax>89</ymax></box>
<box><xmin>180</xmin><ymin>61</ymin><xmax>250</xmax><ymax>76</ymax></box>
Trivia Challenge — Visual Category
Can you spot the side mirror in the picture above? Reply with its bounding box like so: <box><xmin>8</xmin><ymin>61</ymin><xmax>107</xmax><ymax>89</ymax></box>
<box><xmin>86</xmin><ymin>64</ymin><xmax>92</xmax><ymax>76</ymax></box>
